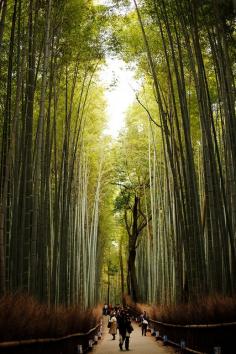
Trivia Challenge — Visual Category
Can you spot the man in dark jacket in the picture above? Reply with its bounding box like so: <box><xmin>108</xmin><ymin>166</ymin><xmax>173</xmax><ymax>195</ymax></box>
<box><xmin>117</xmin><ymin>311</ymin><xmax>133</xmax><ymax>351</ymax></box>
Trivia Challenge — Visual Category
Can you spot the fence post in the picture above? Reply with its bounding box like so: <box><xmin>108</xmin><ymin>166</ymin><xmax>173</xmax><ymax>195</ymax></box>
<box><xmin>88</xmin><ymin>339</ymin><xmax>93</xmax><ymax>350</ymax></box>
<box><xmin>180</xmin><ymin>340</ymin><xmax>186</xmax><ymax>353</ymax></box>
<box><xmin>155</xmin><ymin>330</ymin><xmax>160</xmax><ymax>339</ymax></box>
<box><xmin>77</xmin><ymin>344</ymin><xmax>83</xmax><ymax>353</ymax></box>
<box><xmin>163</xmin><ymin>335</ymin><xmax>168</xmax><ymax>345</ymax></box>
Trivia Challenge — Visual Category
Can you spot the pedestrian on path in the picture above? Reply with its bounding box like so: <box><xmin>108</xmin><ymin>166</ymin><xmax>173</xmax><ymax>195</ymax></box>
<box><xmin>103</xmin><ymin>304</ymin><xmax>108</xmax><ymax>315</ymax></box>
<box><xmin>140</xmin><ymin>311</ymin><xmax>147</xmax><ymax>323</ymax></box>
<box><xmin>117</xmin><ymin>311</ymin><xmax>134</xmax><ymax>351</ymax></box>
<box><xmin>108</xmin><ymin>312</ymin><xmax>118</xmax><ymax>340</ymax></box>
<box><xmin>141</xmin><ymin>318</ymin><xmax>148</xmax><ymax>336</ymax></box>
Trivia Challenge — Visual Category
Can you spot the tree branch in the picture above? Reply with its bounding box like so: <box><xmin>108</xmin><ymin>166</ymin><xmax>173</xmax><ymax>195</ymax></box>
<box><xmin>110</xmin><ymin>182</ymin><xmax>132</xmax><ymax>190</ymax></box>
<box><xmin>136</xmin><ymin>94</ymin><xmax>162</xmax><ymax>129</ymax></box>
<box><xmin>137</xmin><ymin>215</ymin><xmax>152</xmax><ymax>235</ymax></box>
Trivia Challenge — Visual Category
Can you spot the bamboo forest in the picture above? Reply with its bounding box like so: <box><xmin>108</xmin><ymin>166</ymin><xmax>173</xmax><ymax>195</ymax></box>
<box><xmin>0</xmin><ymin>0</ymin><xmax>235</xmax><ymax>353</ymax></box>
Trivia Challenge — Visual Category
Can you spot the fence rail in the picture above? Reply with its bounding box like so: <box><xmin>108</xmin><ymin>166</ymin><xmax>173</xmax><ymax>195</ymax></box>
<box><xmin>0</xmin><ymin>321</ymin><xmax>102</xmax><ymax>354</ymax></box>
<box><xmin>129</xmin><ymin>308</ymin><xmax>236</xmax><ymax>354</ymax></box>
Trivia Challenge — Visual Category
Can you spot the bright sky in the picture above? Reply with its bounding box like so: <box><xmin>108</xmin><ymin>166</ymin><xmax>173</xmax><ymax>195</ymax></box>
<box><xmin>95</xmin><ymin>0</ymin><xmax>138</xmax><ymax>138</ymax></box>
<box><xmin>100</xmin><ymin>57</ymin><xmax>140</xmax><ymax>138</ymax></box>
<box><xmin>94</xmin><ymin>0</ymin><xmax>112</xmax><ymax>5</ymax></box>
<box><xmin>95</xmin><ymin>0</ymin><xmax>134</xmax><ymax>8</ymax></box>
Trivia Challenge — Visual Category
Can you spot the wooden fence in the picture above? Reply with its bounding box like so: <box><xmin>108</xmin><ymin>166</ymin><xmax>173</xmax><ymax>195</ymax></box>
<box><xmin>0</xmin><ymin>321</ymin><xmax>103</xmax><ymax>354</ymax></box>
<box><xmin>129</xmin><ymin>308</ymin><xmax>236</xmax><ymax>354</ymax></box>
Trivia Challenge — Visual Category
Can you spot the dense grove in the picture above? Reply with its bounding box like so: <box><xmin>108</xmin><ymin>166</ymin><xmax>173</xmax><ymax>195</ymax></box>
<box><xmin>0</xmin><ymin>0</ymin><xmax>235</xmax><ymax>338</ymax></box>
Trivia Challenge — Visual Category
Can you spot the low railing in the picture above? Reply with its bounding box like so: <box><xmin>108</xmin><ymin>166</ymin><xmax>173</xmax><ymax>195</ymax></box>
<box><xmin>0</xmin><ymin>320</ymin><xmax>103</xmax><ymax>354</ymax></box>
<box><xmin>129</xmin><ymin>308</ymin><xmax>236</xmax><ymax>354</ymax></box>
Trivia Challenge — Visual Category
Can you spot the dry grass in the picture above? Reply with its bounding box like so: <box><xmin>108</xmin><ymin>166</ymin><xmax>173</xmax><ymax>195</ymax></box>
<box><xmin>126</xmin><ymin>294</ymin><xmax>236</xmax><ymax>325</ymax></box>
<box><xmin>0</xmin><ymin>293</ymin><xmax>102</xmax><ymax>342</ymax></box>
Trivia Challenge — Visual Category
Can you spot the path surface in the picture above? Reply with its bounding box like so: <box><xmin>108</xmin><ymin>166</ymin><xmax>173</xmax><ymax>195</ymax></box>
<box><xmin>94</xmin><ymin>317</ymin><xmax>175</xmax><ymax>354</ymax></box>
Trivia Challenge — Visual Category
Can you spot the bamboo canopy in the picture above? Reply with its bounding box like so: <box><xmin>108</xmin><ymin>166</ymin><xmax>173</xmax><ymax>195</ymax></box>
<box><xmin>0</xmin><ymin>0</ymin><xmax>235</xmax><ymax>312</ymax></box>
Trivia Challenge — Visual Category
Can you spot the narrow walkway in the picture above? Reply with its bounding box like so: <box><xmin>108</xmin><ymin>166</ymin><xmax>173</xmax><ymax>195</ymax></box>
<box><xmin>94</xmin><ymin>317</ymin><xmax>175</xmax><ymax>354</ymax></box>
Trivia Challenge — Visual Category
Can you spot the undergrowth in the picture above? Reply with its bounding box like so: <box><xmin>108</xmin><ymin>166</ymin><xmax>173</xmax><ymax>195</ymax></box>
<box><xmin>0</xmin><ymin>293</ymin><xmax>101</xmax><ymax>342</ymax></box>
<box><xmin>126</xmin><ymin>294</ymin><xmax>236</xmax><ymax>325</ymax></box>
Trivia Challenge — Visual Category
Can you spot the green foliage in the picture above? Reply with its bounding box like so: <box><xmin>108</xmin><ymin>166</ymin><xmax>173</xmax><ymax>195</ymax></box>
<box><xmin>55</xmin><ymin>0</ymin><xmax>104</xmax><ymax>64</ymax></box>
<box><xmin>114</xmin><ymin>189</ymin><xmax>131</xmax><ymax>211</ymax></box>
<box><xmin>0</xmin><ymin>0</ymin><xmax>109</xmax><ymax>306</ymax></box>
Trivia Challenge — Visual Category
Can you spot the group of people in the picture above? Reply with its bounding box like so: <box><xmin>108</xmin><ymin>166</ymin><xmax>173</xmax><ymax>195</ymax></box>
<box><xmin>105</xmin><ymin>305</ymin><xmax>149</xmax><ymax>351</ymax></box>
<box><xmin>107</xmin><ymin>307</ymin><xmax>134</xmax><ymax>351</ymax></box>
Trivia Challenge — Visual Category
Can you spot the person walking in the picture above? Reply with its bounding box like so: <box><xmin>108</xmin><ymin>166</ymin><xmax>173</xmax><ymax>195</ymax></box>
<box><xmin>103</xmin><ymin>304</ymin><xmax>108</xmax><ymax>315</ymax></box>
<box><xmin>117</xmin><ymin>311</ymin><xmax>133</xmax><ymax>351</ymax></box>
<box><xmin>141</xmin><ymin>318</ymin><xmax>148</xmax><ymax>336</ymax></box>
<box><xmin>108</xmin><ymin>312</ymin><xmax>117</xmax><ymax>340</ymax></box>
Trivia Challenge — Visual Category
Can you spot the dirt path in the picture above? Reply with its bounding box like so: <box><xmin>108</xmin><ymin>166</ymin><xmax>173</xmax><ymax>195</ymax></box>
<box><xmin>93</xmin><ymin>318</ymin><xmax>176</xmax><ymax>354</ymax></box>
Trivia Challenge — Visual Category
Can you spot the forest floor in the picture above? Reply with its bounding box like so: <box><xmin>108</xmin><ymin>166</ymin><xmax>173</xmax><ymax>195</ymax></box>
<box><xmin>93</xmin><ymin>317</ymin><xmax>175</xmax><ymax>354</ymax></box>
